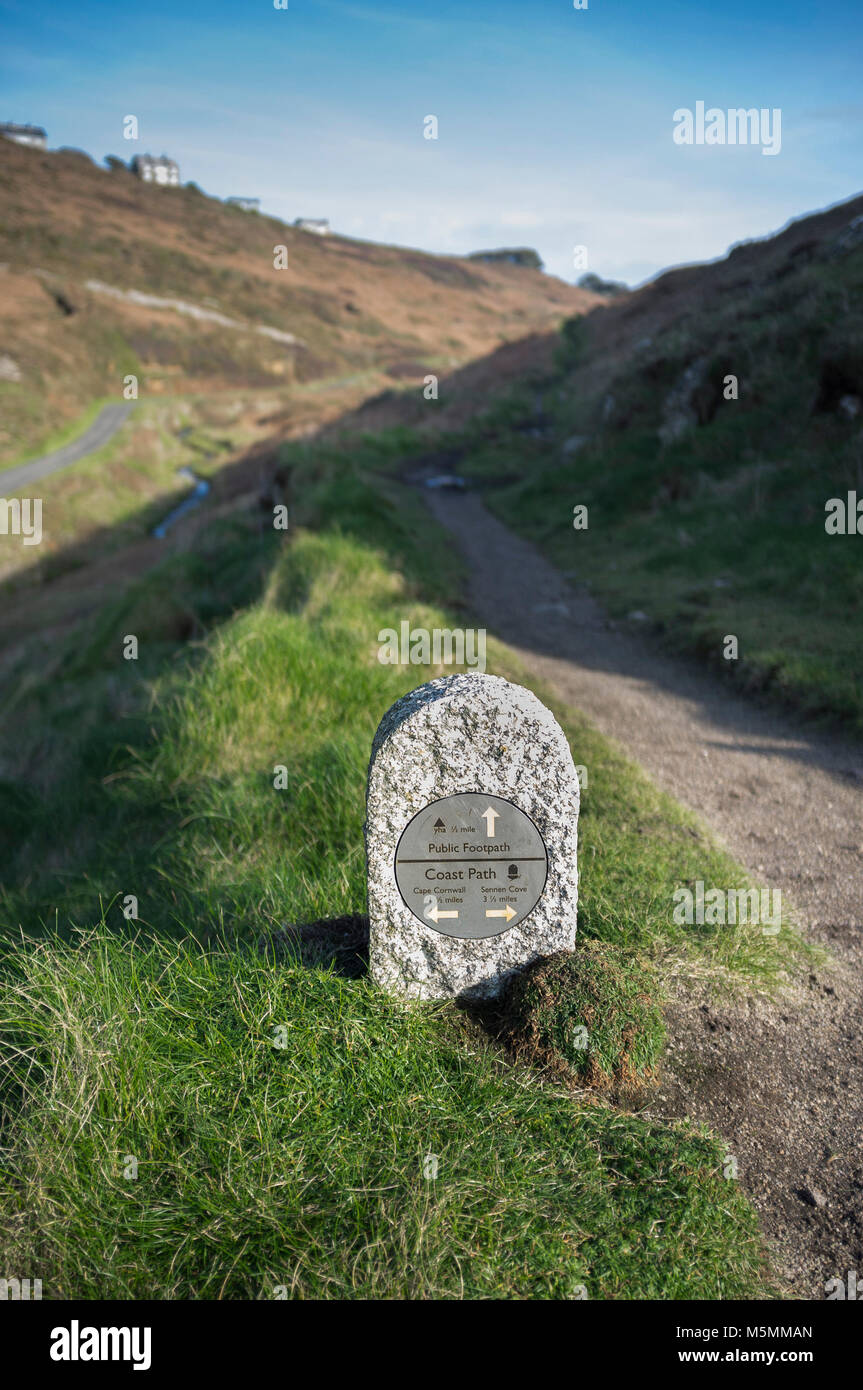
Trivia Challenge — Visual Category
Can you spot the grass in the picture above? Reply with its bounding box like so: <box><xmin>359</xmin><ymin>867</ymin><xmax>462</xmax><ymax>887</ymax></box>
<box><xmin>0</xmin><ymin>428</ymin><xmax>811</xmax><ymax>1299</ymax></box>
<box><xmin>499</xmin><ymin>943</ymin><xmax>664</xmax><ymax>1094</ymax></box>
<box><xmin>0</xmin><ymin>929</ymin><xmax>765</xmax><ymax>1300</ymax></box>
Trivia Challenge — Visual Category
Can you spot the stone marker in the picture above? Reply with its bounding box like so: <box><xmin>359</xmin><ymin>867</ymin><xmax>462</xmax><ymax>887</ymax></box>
<box><xmin>366</xmin><ymin>672</ymin><xmax>580</xmax><ymax>1000</ymax></box>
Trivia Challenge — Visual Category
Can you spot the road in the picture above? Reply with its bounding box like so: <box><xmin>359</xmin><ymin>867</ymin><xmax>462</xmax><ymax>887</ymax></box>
<box><xmin>0</xmin><ymin>403</ymin><xmax>135</xmax><ymax>494</ymax></box>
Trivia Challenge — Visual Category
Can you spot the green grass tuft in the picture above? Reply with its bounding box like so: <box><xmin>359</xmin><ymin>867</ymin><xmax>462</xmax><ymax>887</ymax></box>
<box><xmin>500</xmin><ymin>943</ymin><xmax>664</xmax><ymax>1095</ymax></box>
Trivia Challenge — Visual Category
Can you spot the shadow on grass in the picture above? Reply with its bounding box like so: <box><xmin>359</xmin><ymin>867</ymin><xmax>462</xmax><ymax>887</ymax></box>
<box><xmin>266</xmin><ymin>914</ymin><xmax>370</xmax><ymax>980</ymax></box>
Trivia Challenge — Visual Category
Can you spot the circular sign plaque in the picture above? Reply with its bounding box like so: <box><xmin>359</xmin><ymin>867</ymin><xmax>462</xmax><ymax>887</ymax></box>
<box><xmin>394</xmin><ymin>792</ymin><xmax>548</xmax><ymax>940</ymax></box>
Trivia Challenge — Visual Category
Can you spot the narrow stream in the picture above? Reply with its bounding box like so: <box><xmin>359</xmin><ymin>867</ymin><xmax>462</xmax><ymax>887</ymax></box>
<box><xmin>152</xmin><ymin>467</ymin><xmax>211</xmax><ymax>538</ymax></box>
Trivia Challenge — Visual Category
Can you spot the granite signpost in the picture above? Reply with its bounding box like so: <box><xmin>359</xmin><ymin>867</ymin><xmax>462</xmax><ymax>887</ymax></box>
<box><xmin>365</xmin><ymin>672</ymin><xmax>580</xmax><ymax>1000</ymax></box>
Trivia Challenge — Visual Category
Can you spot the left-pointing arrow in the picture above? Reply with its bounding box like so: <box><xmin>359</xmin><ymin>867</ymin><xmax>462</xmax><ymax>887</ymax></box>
<box><xmin>426</xmin><ymin>906</ymin><xmax>459</xmax><ymax>922</ymax></box>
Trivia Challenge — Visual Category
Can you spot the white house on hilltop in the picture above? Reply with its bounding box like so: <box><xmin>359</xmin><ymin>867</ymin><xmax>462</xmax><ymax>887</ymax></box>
<box><xmin>1</xmin><ymin>122</ymin><xmax>47</xmax><ymax>149</ymax></box>
<box><xmin>294</xmin><ymin>218</ymin><xmax>329</xmax><ymax>236</ymax></box>
<box><xmin>226</xmin><ymin>197</ymin><xmax>260</xmax><ymax>212</ymax></box>
<box><xmin>131</xmin><ymin>154</ymin><xmax>180</xmax><ymax>186</ymax></box>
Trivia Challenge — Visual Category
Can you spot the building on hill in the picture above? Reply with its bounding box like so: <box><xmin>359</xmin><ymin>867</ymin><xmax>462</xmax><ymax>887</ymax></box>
<box><xmin>468</xmin><ymin>247</ymin><xmax>543</xmax><ymax>270</ymax></box>
<box><xmin>226</xmin><ymin>196</ymin><xmax>260</xmax><ymax>212</ymax></box>
<box><xmin>1</xmin><ymin>122</ymin><xmax>47</xmax><ymax>149</ymax></box>
<box><xmin>294</xmin><ymin>217</ymin><xmax>329</xmax><ymax>235</ymax></box>
<box><xmin>131</xmin><ymin>154</ymin><xmax>180</xmax><ymax>186</ymax></box>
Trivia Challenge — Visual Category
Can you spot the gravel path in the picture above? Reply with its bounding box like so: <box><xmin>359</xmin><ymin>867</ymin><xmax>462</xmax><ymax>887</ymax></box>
<box><xmin>1</xmin><ymin>403</ymin><xmax>135</xmax><ymax>493</ymax></box>
<box><xmin>422</xmin><ymin>481</ymin><xmax>863</xmax><ymax>1299</ymax></box>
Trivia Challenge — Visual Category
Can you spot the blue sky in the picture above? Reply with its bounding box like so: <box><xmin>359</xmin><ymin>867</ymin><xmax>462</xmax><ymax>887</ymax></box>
<box><xmin>2</xmin><ymin>0</ymin><xmax>861</xmax><ymax>284</ymax></box>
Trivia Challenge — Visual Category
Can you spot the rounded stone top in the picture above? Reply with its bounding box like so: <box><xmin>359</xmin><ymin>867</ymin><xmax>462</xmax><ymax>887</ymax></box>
<box><xmin>369</xmin><ymin>672</ymin><xmax>572</xmax><ymax>771</ymax></box>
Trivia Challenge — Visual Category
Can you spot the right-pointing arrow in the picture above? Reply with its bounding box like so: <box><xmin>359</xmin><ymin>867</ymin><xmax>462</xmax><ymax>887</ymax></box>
<box><xmin>485</xmin><ymin>905</ymin><xmax>516</xmax><ymax>922</ymax></box>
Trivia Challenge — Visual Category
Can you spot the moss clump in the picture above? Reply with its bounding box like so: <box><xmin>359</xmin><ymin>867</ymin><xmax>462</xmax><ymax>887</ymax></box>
<box><xmin>501</xmin><ymin>942</ymin><xmax>664</xmax><ymax>1097</ymax></box>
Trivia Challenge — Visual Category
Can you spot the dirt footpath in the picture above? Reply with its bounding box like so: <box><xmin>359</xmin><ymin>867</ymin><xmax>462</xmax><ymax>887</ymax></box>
<box><xmin>422</xmin><ymin>481</ymin><xmax>863</xmax><ymax>1299</ymax></box>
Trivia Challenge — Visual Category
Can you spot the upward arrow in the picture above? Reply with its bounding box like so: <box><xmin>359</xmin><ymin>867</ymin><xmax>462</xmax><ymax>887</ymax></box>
<box><xmin>481</xmin><ymin>806</ymin><xmax>499</xmax><ymax>837</ymax></box>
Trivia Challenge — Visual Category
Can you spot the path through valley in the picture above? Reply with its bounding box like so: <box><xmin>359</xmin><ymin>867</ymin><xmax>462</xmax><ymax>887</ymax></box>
<box><xmin>422</xmin><ymin>479</ymin><xmax>863</xmax><ymax>1299</ymax></box>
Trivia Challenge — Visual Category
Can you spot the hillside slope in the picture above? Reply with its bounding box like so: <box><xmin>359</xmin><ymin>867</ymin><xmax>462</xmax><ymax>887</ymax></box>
<box><xmin>329</xmin><ymin>191</ymin><xmax>863</xmax><ymax>731</ymax></box>
<box><xmin>0</xmin><ymin>139</ymin><xmax>591</xmax><ymax>461</ymax></box>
